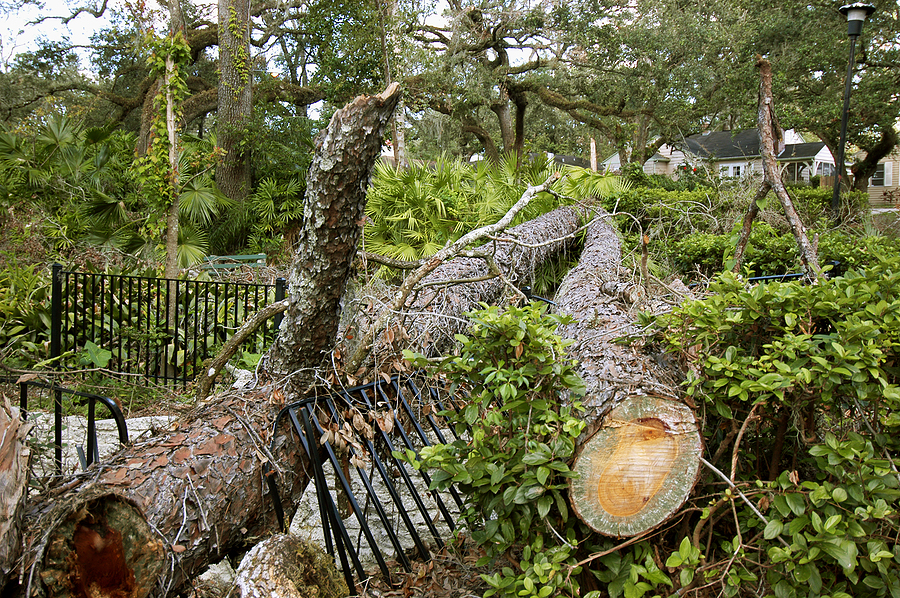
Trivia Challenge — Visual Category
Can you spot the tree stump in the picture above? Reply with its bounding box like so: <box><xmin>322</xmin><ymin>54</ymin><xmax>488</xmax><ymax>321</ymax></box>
<box><xmin>569</xmin><ymin>396</ymin><xmax>700</xmax><ymax>537</ymax></box>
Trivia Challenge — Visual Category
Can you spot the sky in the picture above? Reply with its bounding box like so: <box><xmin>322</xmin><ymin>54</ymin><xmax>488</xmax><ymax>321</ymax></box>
<box><xmin>0</xmin><ymin>0</ymin><xmax>113</xmax><ymax>70</ymax></box>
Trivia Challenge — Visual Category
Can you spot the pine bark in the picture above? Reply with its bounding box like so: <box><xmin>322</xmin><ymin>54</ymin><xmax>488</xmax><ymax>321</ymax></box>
<box><xmin>552</xmin><ymin>212</ymin><xmax>702</xmax><ymax>537</ymax></box>
<box><xmin>17</xmin><ymin>391</ymin><xmax>306</xmax><ymax>597</ymax></box>
<box><xmin>266</xmin><ymin>83</ymin><xmax>401</xmax><ymax>391</ymax></box>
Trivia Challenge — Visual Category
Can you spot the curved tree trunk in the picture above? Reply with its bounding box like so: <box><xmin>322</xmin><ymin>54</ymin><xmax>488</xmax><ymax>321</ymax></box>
<box><xmin>18</xmin><ymin>392</ymin><xmax>306</xmax><ymax>597</ymax></box>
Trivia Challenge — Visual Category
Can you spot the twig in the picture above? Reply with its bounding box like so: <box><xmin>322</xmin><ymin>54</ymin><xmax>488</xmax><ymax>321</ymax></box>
<box><xmin>700</xmin><ymin>457</ymin><xmax>789</xmax><ymax>547</ymax></box>
<box><xmin>731</xmin><ymin>403</ymin><xmax>760</xmax><ymax>481</ymax></box>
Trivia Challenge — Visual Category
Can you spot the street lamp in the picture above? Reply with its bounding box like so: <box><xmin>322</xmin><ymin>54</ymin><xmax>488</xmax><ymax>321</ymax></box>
<box><xmin>831</xmin><ymin>2</ymin><xmax>876</xmax><ymax>219</ymax></box>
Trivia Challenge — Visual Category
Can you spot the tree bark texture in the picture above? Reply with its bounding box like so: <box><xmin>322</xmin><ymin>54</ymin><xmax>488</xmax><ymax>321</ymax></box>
<box><xmin>0</xmin><ymin>399</ymin><xmax>31</xmax><ymax>589</ymax></box>
<box><xmin>342</xmin><ymin>204</ymin><xmax>583</xmax><ymax>370</ymax></box>
<box><xmin>5</xmin><ymin>86</ymin><xmax>406</xmax><ymax>598</ymax></box>
<box><xmin>17</xmin><ymin>390</ymin><xmax>306</xmax><ymax>597</ymax></box>
<box><xmin>266</xmin><ymin>83</ymin><xmax>401</xmax><ymax>391</ymax></box>
<box><xmin>551</xmin><ymin>212</ymin><xmax>702</xmax><ymax>536</ymax></box>
<box><xmin>216</xmin><ymin>0</ymin><xmax>253</xmax><ymax>205</ymax></box>
<box><xmin>231</xmin><ymin>534</ymin><xmax>348</xmax><ymax>598</ymax></box>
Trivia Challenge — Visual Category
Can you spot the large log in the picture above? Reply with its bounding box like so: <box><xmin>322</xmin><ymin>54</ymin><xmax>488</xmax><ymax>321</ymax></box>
<box><xmin>9</xmin><ymin>85</ymin><xmax>403</xmax><ymax>598</ymax></box>
<box><xmin>552</xmin><ymin>212</ymin><xmax>702</xmax><ymax>537</ymax></box>
<box><xmin>341</xmin><ymin>203</ymin><xmax>583</xmax><ymax>370</ymax></box>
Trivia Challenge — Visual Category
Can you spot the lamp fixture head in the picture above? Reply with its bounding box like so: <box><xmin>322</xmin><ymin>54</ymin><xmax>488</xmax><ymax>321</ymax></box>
<box><xmin>839</xmin><ymin>3</ymin><xmax>876</xmax><ymax>36</ymax></box>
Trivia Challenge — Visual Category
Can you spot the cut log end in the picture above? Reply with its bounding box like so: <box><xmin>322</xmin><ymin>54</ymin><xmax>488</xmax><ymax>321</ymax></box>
<box><xmin>569</xmin><ymin>396</ymin><xmax>701</xmax><ymax>537</ymax></box>
<box><xmin>33</xmin><ymin>488</ymin><xmax>166</xmax><ymax>598</ymax></box>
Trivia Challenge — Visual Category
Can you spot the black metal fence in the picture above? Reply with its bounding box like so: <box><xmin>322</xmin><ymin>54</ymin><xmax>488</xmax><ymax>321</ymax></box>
<box><xmin>267</xmin><ymin>373</ymin><xmax>467</xmax><ymax>594</ymax></box>
<box><xmin>10</xmin><ymin>377</ymin><xmax>129</xmax><ymax>474</ymax></box>
<box><xmin>50</xmin><ymin>264</ymin><xmax>287</xmax><ymax>387</ymax></box>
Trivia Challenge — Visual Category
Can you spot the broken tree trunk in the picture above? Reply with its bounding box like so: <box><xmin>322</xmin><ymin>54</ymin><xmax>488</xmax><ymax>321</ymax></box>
<box><xmin>1</xmin><ymin>398</ymin><xmax>31</xmax><ymax>589</ymax></box>
<box><xmin>551</xmin><ymin>212</ymin><xmax>702</xmax><ymax>537</ymax></box>
<box><xmin>18</xmin><ymin>389</ymin><xmax>306</xmax><ymax>597</ymax></box>
<box><xmin>9</xmin><ymin>86</ymin><xmax>402</xmax><ymax>598</ymax></box>
<box><xmin>267</xmin><ymin>83</ymin><xmax>402</xmax><ymax>392</ymax></box>
<box><xmin>732</xmin><ymin>58</ymin><xmax>822</xmax><ymax>279</ymax></box>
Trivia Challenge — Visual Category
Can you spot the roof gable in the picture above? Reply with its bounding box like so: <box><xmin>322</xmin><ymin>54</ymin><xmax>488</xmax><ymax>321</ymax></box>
<box><xmin>778</xmin><ymin>142</ymin><xmax>826</xmax><ymax>161</ymax></box>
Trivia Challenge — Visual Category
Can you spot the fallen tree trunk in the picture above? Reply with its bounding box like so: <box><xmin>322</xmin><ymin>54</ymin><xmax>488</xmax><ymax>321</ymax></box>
<box><xmin>551</xmin><ymin>212</ymin><xmax>702</xmax><ymax>537</ymax></box>
<box><xmin>9</xmin><ymin>85</ymin><xmax>402</xmax><ymax>598</ymax></box>
<box><xmin>342</xmin><ymin>201</ymin><xmax>584</xmax><ymax>371</ymax></box>
<box><xmin>1</xmin><ymin>398</ymin><xmax>31</xmax><ymax>589</ymax></box>
<box><xmin>18</xmin><ymin>390</ymin><xmax>305</xmax><ymax>597</ymax></box>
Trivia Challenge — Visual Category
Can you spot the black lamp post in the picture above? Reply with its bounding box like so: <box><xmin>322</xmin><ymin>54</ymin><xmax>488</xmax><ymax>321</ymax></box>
<box><xmin>831</xmin><ymin>2</ymin><xmax>876</xmax><ymax>219</ymax></box>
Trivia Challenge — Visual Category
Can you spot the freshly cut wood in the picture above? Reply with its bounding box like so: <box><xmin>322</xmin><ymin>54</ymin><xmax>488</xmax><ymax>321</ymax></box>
<box><xmin>569</xmin><ymin>396</ymin><xmax>700</xmax><ymax>537</ymax></box>
<box><xmin>0</xmin><ymin>398</ymin><xmax>31</xmax><ymax>589</ymax></box>
<box><xmin>231</xmin><ymin>534</ymin><xmax>348</xmax><ymax>598</ymax></box>
<box><xmin>551</xmin><ymin>211</ymin><xmax>702</xmax><ymax>536</ymax></box>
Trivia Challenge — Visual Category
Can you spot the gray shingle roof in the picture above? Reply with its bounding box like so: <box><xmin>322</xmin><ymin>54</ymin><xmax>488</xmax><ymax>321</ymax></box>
<box><xmin>678</xmin><ymin>130</ymin><xmax>826</xmax><ymax>162</ymax></box>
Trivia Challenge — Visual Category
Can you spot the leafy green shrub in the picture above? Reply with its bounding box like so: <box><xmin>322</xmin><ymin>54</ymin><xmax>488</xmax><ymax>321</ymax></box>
<box><xmin>402</xmin><ymin>302</ymin><xmax>588</xmax><ymax>598</ymax></box>
<box><xmin>0</xmin><ymin>254</ymin><xmax>51</xmax><ymax>365</ymax></box>
<box><xmin>817</xmin><ymin>231</ymin><xmax>900</xmax><ymax>273</ymax></box>
<box><xmin>632</xmin><ymin>257</ymin><xmax>900</xmax><ymax>598</ymax></box>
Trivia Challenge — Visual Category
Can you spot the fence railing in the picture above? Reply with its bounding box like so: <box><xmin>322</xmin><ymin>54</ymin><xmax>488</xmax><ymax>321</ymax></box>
<box><xmin>50</xmin><ymin>264</ymin><xmax>286</xmax><ymax>387</ymax></box>
<box><xmin>12</xmin><ymin>377</ymin><xmax>129</xmax><ymax>474</ymax></box>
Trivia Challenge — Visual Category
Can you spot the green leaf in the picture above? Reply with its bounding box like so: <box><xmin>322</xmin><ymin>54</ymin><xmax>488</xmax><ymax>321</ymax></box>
<box><xmin>764</xmin><ymin>519</ymin><xmax>784</xmax><ymax>540</ymax></box>
<box><xmin>784</xmin><ymin>493</ymin><xmax>806</xmax><ymax>516</ymax></box>
<box><xmin>537</xmin><ymin>495</ymin><xmax>552</xmax><ymax>519</ymax></box>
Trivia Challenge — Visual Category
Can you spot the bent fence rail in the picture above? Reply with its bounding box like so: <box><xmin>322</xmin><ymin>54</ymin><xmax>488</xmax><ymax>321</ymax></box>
<box><xmin>10</xmin><ymin>377</ymin><xmax>129</xmax><ymax>474</ymax></box>
<box><xmin>49</xmin><ymin>264</ymin><xmax>287</xmax><ymax>388</ymax></box>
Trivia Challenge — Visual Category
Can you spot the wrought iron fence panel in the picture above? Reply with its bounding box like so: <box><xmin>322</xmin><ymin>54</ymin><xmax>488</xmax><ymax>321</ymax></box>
<box><xmin>51</xmin><ymin>264</ymin><xmax>286</xmax><ymax>387</ymax></box>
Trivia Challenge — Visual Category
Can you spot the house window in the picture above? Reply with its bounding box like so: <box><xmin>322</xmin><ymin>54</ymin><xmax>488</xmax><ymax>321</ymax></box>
<box><xmin>872</xmin><ymin>164</ymin><xmax>885</xmax><ymax>186</ymax></box>
<box><xmin>732</xmin><ymin>165</ymin><xmax>742</xmax><ymax>178</ymax></box>
<box><xmin>817</xmin><ymin>163</ymin><xmax>834</xmax><ymax>176</ymax></box>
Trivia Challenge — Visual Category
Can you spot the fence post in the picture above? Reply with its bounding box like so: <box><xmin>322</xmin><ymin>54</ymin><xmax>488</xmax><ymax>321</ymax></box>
<box><xmin>50</xmin><ymin>263</ymin><xmax>63</xmax><ymax>472</ymax></box>
<box><xmin>274</xmin><ymin>277</ymin><xmax>287</xmax><ymax>331</ymax></box>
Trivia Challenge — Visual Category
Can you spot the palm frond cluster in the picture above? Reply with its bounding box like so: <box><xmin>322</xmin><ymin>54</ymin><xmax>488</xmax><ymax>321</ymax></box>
<box><xmin>364</xmin><ymin>153</ymin><xmax>623</xmax><ymax>273</ymax></box>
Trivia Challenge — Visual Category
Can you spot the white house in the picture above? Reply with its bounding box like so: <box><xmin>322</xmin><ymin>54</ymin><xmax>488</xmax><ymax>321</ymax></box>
<box><xmin>602</xmin><ymin>129</ymin><xmax>835</xmax><ymax>184</ymax></box>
